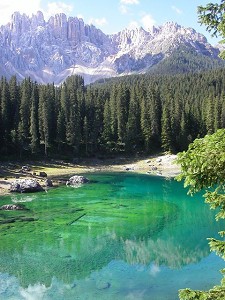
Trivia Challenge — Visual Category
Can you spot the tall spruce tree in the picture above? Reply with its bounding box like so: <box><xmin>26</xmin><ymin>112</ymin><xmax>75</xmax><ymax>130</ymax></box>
<box><xmin>18</xmin><ymin>78</ymin><xmax>32</xmax><ymax>156</ymax></box>
<box><xmin>38</xmin><ymin>86</ymin><xmax>50</xmax><ymax>156</ymax></box>
<box><xmin>29</xmin><ymin>84</ymin><xmax>39</xmax><ymax>154</ymax></box>
<box><xmin>9</xmin><ymin>76</ymin><xmax>20</xmax><ymax>151</ymax></box>
<box><xmin>109</xmin><ymin>85</ymin><xmax>118</xmax><ymax>143</ymax></box>
<box><xmin>116</xmin><ymin>84</ymin><xmax>129</xmax><ymax>146</ymax></box>
<box><xmin>126</xmin><ymin>87</ymin><xmax>141</xmax><ymax>152</ymax></box>
<box><xmin>0</xmin><ymin>77</ymin><xmax>10</xmax><ymax>153</ymax></box>
<box><xmin>66</xmin><ymin>82</ymin><xmax>81</xmax><ymax>155</ymax></box>
<box><xmin>161</xmin><ymin>102</ymin><xmax>173</xmax><ymax>152</ymax></box>
<box><xmin>205</xmin><ymin>95</ymin><xmax>215</xmax><ymax>134</ymax></box>
<box><xmin>102</xmin><ymin>99</ymin><xmax>112</xmax><ymax>145</ymax></box>
<box><xmin>56</xmin><ymin>109</ymin><xmax>66</xmax><ymax>152</ymax></box>
<box><xmin>83</xmin><ymin>115</ymin><xmax>89</xmax><ymax>155</ymax></box>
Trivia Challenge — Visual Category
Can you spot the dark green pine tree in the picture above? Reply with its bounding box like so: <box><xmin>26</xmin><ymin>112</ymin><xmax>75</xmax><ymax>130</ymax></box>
<box><xmin>46</xmin><ymin>83</ymin><xmax>57</xmax><ymax>144</ymax></box>
<box><xmin>149</xmin><ymin>88</ymin><xmax>161</xmax><ymax>149</ymax></box>
<box><xmin>178</xmin><ymin>111</ymin><xmax>189</xmax><ymax>151</ymax></box>
<box><xmin>141</xmin><ymin>88</ymin><xmax>161</xmax><ymax>152</ymax></box>
<box><xmin>214</xmin><ymin>96</ymin><xmax>222</xmax><ymax>131</ymax></box>
<box><xmin>83</xmin><ymin>115</ymin><xmax>89</xmax><ymax>156</ymax></box>
<box><xmin>29</xmin><ymin>84</ymin><xmax>39</xmax><ymax>154</ymax></box>
<box><xmin>55</xmin><ymin>85</ymin><xmax>67</xmax><ymax>152</ymax></box>
<box><xmin>0</xmin><ymin>87</ymin><xmax>2</xmax><ymax>153</ymax></box>
<box><xmin>84</xmin><ymin>87</ymin><xmax>108</xmax><ymax>154</ymax></box>
<box><xmin>90</xmin><ymin>95</ymin><xmax>103</xmax><ymax>153</ymax></box>
<box><xmin>205</xmin><ymin>95</ymin><xmax>215</xmax><ymax>135</ymax></box>
<box><xmin>60</xmin><ymin>83</ymin><xmax>70</xmax><ymax>126</ymax></box>
<box><xmin>102</xmin><ymin>99</ymin><xmax>112</xmax><ymax>145</ymax></box>
<box><xmin>0</xmin><ymin>77</ymin><xmax>10</xmax><ymax>154</ymax></box>
<box><xmin>66</xmin><ymin>90</ymin><xmax>81</xmax><ymax>155</ymax></box>
<box><xmin>116</xmin><ymin>84</ymin><xmax>129</xmax><ymax>151</ymax></box>
<box><xmin>56</xmin><ymin>109</ymin><xmax>66</xmax><ymax>152</ymax></box>
<box><xmin>38</xmin><ymin>86</ymin><xmax>50</xmax><ymax>157</ymax></box>
<box><xmin>18</xmin><ymin>78</ymin><xmax>32</xmax><ymax>156</ymax></box>
<box><xmin>126</xmin><ymin>87</ymin><xmax>141</xmax><ymax>152</ymax></box>
<box><xmin>220</xmin><ymin>93</ymin><xmax>225</xmax><ymax>128</ymax></box>
<box><xmin>170</xmin><ymin>95</ymin><xmax>183</xmax><ymax>150</ymax></box>
<box><xmin>82</xmin><ymin>87</ymin><xmax>93</xmax><ymax>153</ymax></box>
<box><xmin>109</xmin><ymin>85</ymin><xmax>118</xmax><ymax>143</ymax></box>
<box><xmin>161</xmin><ymin>104</ymin><xmax>173</xmax><ymax>152</ymax></box>
<box><xmin>9</xmin><ymin>76</ymin><xmax>19</xmax><ymax>128</ymax></box>
<box><xmin>9</xmin><ymin>76</ymin><xmax>20</xmax><ymax>151</ymax></box>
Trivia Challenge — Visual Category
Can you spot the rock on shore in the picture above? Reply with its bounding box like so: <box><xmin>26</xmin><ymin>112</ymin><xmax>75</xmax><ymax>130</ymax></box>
<box><xmin>10</xmin><ymin>179</ymin><xmax>44</xmax><ymax>193</ymax></box>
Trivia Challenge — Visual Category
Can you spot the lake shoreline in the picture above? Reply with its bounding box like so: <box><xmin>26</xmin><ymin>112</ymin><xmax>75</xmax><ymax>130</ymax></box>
<box><xmin>0</xmin><ymin>153</ymin><xmax>180</xmax><ymax>196</ymax></box>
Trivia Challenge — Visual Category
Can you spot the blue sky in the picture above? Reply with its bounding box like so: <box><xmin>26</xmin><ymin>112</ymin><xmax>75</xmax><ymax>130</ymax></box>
<box><xmin>0</xmin><ymin>0</ymin><xmax>221</xmax><ymax>45</ymax></box>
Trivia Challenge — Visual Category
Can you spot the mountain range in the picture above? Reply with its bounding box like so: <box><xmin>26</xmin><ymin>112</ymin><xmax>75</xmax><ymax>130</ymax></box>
<box><xmin>0</xmin><ymin>11</ymin><xmax>224</xmax><ymax>84</ymax></box>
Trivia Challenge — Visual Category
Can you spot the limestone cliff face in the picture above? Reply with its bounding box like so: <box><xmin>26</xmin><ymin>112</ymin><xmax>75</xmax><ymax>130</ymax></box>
<box><xmin>0</xmin><ymin>12</ymin><xmax>221</xmax><ymax>84</ymax></box>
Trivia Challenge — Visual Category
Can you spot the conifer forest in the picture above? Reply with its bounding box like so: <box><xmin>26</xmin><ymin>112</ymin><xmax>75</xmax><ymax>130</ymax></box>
<box><xmin>1</xmin><ymin>69</ymin><xmax>225</xmax><ymax>159</ymax></box>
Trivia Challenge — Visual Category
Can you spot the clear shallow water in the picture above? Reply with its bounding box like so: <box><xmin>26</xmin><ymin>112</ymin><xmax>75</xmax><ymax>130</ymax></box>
<box><xmin>0</xmin><ymin>172</ymin><xmax>224</xmax><ymax>300</ymax></box>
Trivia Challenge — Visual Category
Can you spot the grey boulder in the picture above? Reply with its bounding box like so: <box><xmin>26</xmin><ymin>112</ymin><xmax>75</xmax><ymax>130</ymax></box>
<box><xmin>10</xmin><ymin>179</ymin><xmax>44</xmax><ymax>193</ymax></box>
<box><xmin>66</xmin><ymin>175</ymin><xmax>89</xmax><ymax>186</ymax></box>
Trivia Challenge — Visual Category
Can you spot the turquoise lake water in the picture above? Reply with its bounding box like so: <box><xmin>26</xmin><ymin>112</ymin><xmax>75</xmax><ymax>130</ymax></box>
<box><xmin>0</xmin><ymin>172</ymin><xmax>224</xmax><ymax>300</ymax></box>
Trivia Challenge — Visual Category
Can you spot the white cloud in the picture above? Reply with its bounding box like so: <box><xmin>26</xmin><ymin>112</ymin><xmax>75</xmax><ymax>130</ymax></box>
<box><xmin>172</xmin><ymin>5</ymin><xmax>182</xmax><ymax>15</ymax></box>
<box><xmin>120</xmin><ymin>0</ymin><xmax>139</xmax><ymax>4</ymax></box>
<box><xmin>0</xmin><ymin>1</ymin><xmax>74</xmax><ymax>25</ymax></box>
<box><xmin>141</xmin><ymin>14</ymin><xmax>156</xmax><ymax>30</ymax></box>
<box><xmin>88</xmin><ymin>17</ymin><xmax>107</xmax><ymax>27</ymax></box>
<box><xmin>119</xmin><ymin>4</ymin><xmax>129</xmax><ymax>15</ymax></box>
<box><xmin>119</xmin><ymin>0</ymin><xmax>139</xmax><ymax>14</ymax></box>
<box><xmin>0</xmin><ymin>0</ymin><xmax>41</xmax><ymax>25</ymax></box>
<box><xmin>44</xmin><ymin>2</ymin><xmax>73</xmax><ymax>19</ymax></box>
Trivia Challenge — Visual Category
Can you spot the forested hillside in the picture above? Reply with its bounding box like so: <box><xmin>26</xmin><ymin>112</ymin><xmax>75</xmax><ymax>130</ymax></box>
<box><xmin>149</xmin><ymin>45</ymin><xmax>225</xmax><ymax>75</ymax></box>
<box><xmin>1</xmin><ymin>69</ymin><xmax>225</xmax><ymax>159</ymax></box>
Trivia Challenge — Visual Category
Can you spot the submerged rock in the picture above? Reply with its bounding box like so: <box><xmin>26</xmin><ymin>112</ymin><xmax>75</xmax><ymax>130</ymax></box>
<box><xmin>10</xmin><ymin>179</ymin><xmax>44</xmax><ymax>193</ymax></box>
<box><xmin>66</xmin><ymin>175</ymin><xmax>89</xmax><ymax>186</ymax></box>
<box><xmin>20</xmin><ymin>217</ymin><xmax>37</xmax><ymax>222</ymax></box>
<box><xmin>96</xmin><ymin>280</ymin><xmax>111</xmax><ymax>290</ymax></box>
<box><xmin>0</xmin><ymin>215</ymin><xmax>37</xmax><ymax>224</ymax></box>
<box><xmin>0</xmin><ymin>204</ymin><xmax>27</xmax><ymax>210</ymax></box>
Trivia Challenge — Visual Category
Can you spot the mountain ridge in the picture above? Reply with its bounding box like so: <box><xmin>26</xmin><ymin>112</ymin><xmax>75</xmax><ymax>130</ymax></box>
<box><xmin>0</xmin><ymin>11</ymin><xmax>223</xmax><ymax>84</ymax></box>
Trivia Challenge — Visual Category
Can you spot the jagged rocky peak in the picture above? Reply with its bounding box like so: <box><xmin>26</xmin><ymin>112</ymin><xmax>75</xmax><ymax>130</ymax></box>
<box><xmin>0</xmin><ymin>10</ymin><xmax>222</xmax><ymax>84</ymax></box>
<box><xmin>159</xmin><ymin>21</ymin><xmax>208</xmax><ymax>43</ymax></box>
<box><xmin>46</xmin><ymin>13</ymin><xmax>109</xmax><ymax>45</ymax></box>
<box><xmin>31</xmin><ymin>11</ymin><xmax>45</xmax><ymax>28</ymax></box>
<box><xmin>113</xmin><ymin>26</ymin><xmax>150</xmax><ymax>50</ymax></box>
<box><xmin>67</xmin><ymin>16</ymin><xmax>85</xmax><ymax>42</ymax></box>
<box><xmin>9</xmin><ymin>11</ymin><xmax>31</xmax><ymax>33</ymax></box>
<box><xmin>161</xmin><ymin>21</ymin><xmax>181</xmax><ymax>32</ymax></box>
<box><xmin>84</xmin><ymin>23</ymin><xmax>109</xmax><ymax>46</ymax></box>
<box><xmin>6</xmin><ymin>11</ymin><xmax>45</xmax><ymax>36</ymax></box>
<box><xmin>148</xmin><ymin>25</ymin><xmax>159</xmax><ymax>34</ymax></box>
<box><xmin>48</xmin><ymin>13</ymin><xmax>68</xmax><ymax>40</ymax></box>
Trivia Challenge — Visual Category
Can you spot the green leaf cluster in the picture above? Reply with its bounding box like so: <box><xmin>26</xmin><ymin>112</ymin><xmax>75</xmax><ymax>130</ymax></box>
<box><xmin>176</xmin><ymin>129</ymin><xmax>225</xmax><ymax>299</ymax></box>
<box><xmin>198</xmin><ymin>1</ymin><xmax>225</xmax><ymax>59</ymax></box>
